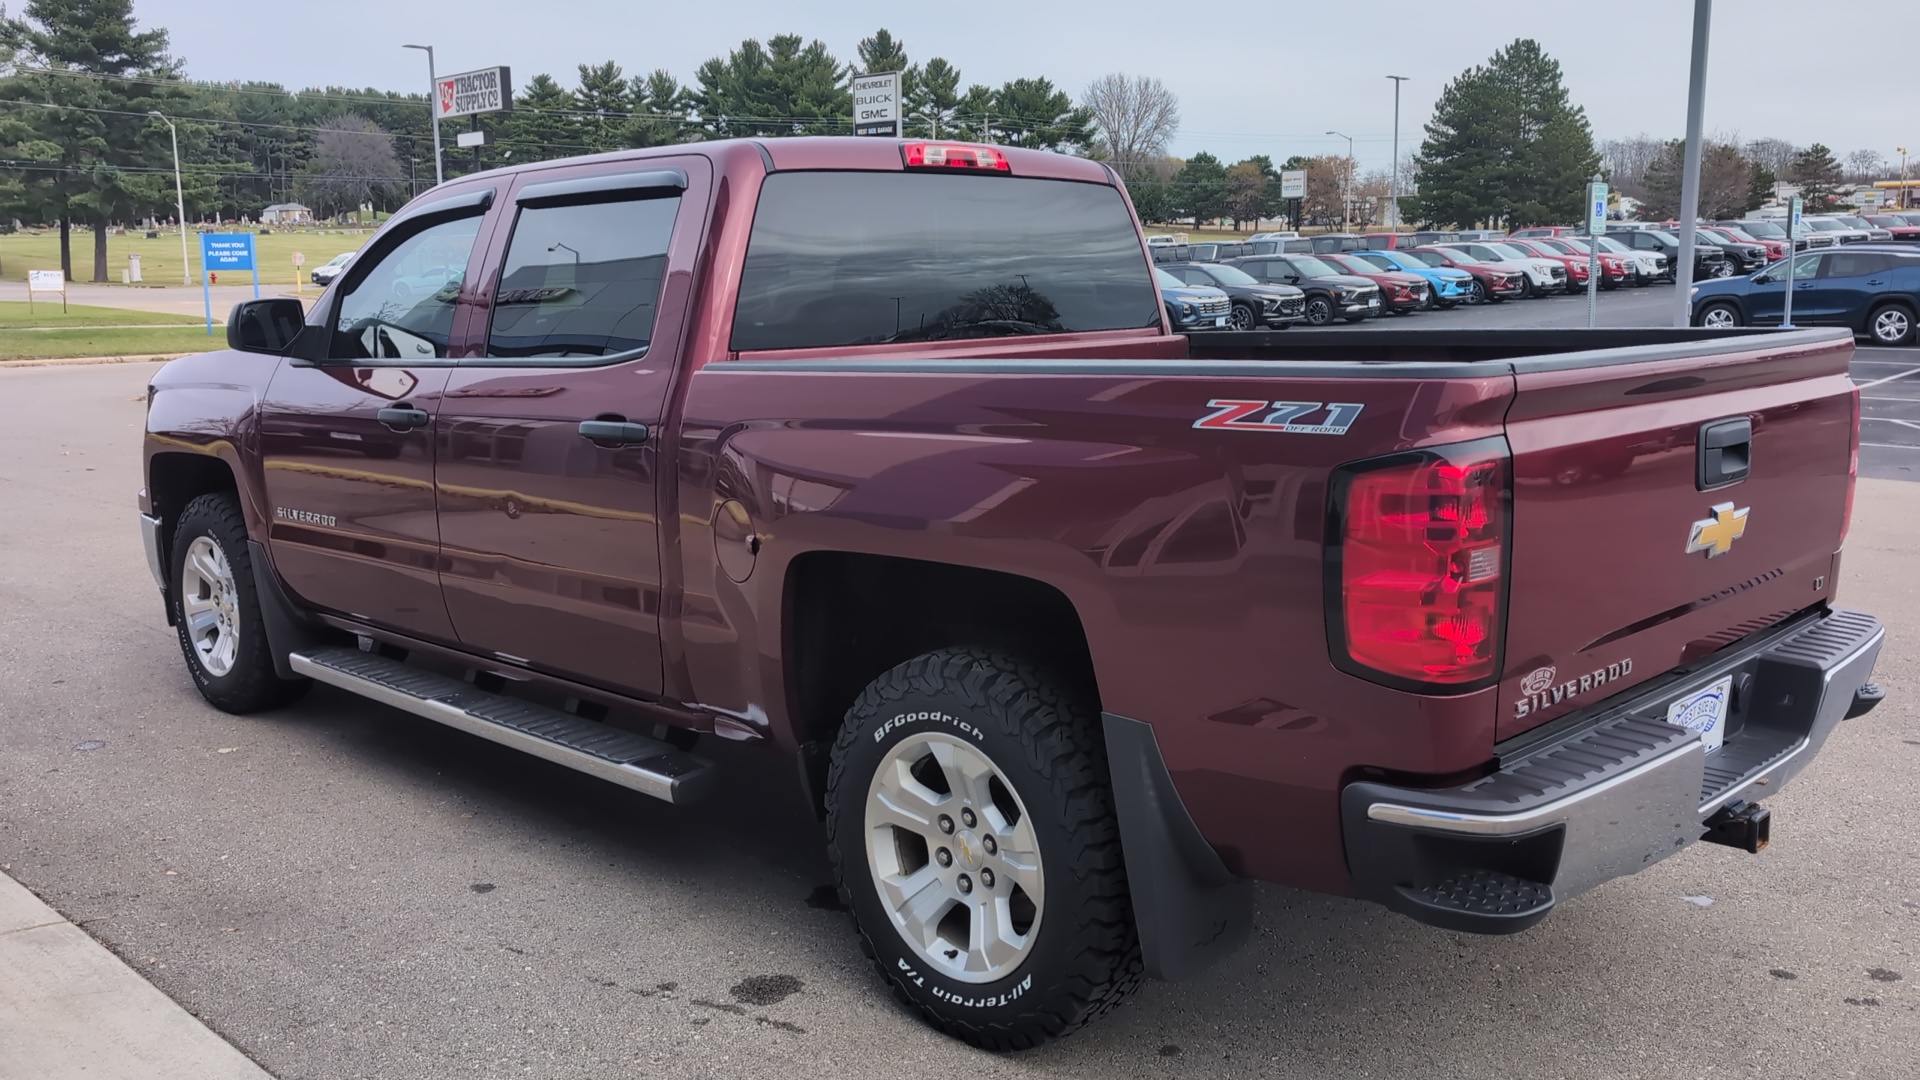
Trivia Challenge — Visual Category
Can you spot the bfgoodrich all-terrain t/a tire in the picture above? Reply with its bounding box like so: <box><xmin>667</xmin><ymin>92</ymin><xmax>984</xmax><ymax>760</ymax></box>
<box><xmin>825</xmin><ymin>649</ymin><xmax>1142</xmax><ymax>1050</ymax></box>
<box><xmin>169</xmin><ymin>493</ymin><xmax>310</xmax><ymax>714</ymax></box>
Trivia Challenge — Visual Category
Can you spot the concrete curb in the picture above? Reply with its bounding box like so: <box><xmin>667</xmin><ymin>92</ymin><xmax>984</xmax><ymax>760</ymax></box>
<box><xmin>0</xmin><ymin>872</ymin><xmax>272</xmax><ymax>1079</ymax></box>
<box><xmin>0</xmin><ymin>353</ymin><xmax>187</xmax><ymax>368</ymax></box>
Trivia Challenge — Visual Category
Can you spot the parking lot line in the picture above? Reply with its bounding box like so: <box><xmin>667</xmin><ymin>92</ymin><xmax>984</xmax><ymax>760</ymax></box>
<box><xmin>1863</xmin><ymin>396</ymin><xmax>1920</xmax><ymax>403</ymax></box>
<box><xmin>1862</xmin><ymin>442</ymin><xmax>1920</xmax><ymax>450</ymax></box>
<box><xmin>1864</xmin><ymin>417</ymin><xmax>1920</xmax><ymax>429</ymax></box>
<box><xmin>1855</xmin><ymin>366</ymin><xmax>1920</xmax><ymax>389</ymax></box>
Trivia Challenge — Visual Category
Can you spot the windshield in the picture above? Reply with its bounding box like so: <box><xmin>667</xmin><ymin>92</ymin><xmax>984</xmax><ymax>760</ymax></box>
<box><xmin>326</xmin><ymin>253</ymin><xmax>353</xmax><ymax>267</ymax></box>
<box><xmin>1436</xmin><ymin>249</ymin><xmax>1483</xmax><ymax>265</ymax></box>
<box><xmin>1205</xmin><ymin>265</ymin><xmax>1261</xmax><ymax>287</ymax></box>
<box><xmin>1486</xmin><ymin>243</ymin><xmax>1538</xmax><ymax>262</ymax></box>
<box><xmin>1738</xmin><ymin>221</ymin><xmax>1786</xmax><ymax>239</ymax></box>
<box><xmin>1154</xmin><ymin>268</ymin><xmax>1186</xmax><ymax>289</ymax></box>
<box><xmin>1593</xmin><ymin>236</ymin><xmax>1632</xmax><ymax>255</ymax></box>
<box><xmin>1288</xmin><ymin>255</ymin><xmax>1345</xmax><ymax>278</ymax></box>
<box><xmin>1836</xmin><ymin>216</ymin><xmax>1872</xmax><ymax>229</ymax></box>
<box><xmin>1806</xmin><ymin>218</ymin><xmax>1844</xmax><ymax>231</ymax></box>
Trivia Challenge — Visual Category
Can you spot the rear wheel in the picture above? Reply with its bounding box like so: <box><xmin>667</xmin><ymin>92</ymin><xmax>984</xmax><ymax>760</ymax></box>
<box><xmin>169</xmin><ymin>493</ymin><xmax>310</xmax><ymax>714</ymax></box>
<box><xmin>1303</xmin><ymin>296</ymin><xmax>1334</xmax><ymax>325</ymax></box>
<box><xmin>1868</xmin><ymin>302</ymin><xmax>1916</xmax><ymax>346</ymax></box>
<box><xmin>1696</xmin><ymin>301</ymin><xmax>1743</xmax><ymax>330</ymax></box>
<box><xmin>1712</xmin><ymin>262</ymin><xmax>1735</xmax><ymax>279</ymax></box>
<box><xmin>826</xmin><ymin>649</ymin><xmax>1141</xmax><ymax>1050</ymax></box>
<box><xmin>1227</xmin><ymin>302</ymin><xmax>1257</xmax><ymax>331</ymax></box>
<box><xmin>1468</xmin><ymin>279</ymin><xmax>1488</xmax><ymax>304</ymax></box>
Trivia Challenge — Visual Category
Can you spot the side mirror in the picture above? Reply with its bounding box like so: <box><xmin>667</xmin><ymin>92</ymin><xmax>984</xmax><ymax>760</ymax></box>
<box><xmin>227</xmin><ymin>298</ymin><xmax>306</xmax><ymax>354</ymax></box>
<box><xmin>1752</xmin><ymin>273</ymin><xmax>1772</xmax><ymax>285</ymax></box>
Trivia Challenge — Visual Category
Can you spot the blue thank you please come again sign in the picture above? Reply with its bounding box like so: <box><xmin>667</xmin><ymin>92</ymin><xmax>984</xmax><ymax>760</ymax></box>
<box><xmin>201</xmin><ymin>233</ymin><xmax>256</xmax><ymax>272</ymax></box>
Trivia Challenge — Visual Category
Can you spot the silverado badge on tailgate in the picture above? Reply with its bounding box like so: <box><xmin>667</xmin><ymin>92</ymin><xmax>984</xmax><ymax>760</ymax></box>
<box><xmin>1686</xmin><ymin>503</ymin><xmax>1749</xmax><ymax>559</ymax></box>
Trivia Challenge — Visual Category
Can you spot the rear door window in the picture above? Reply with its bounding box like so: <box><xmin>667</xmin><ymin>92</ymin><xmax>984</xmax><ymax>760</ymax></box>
<box><xmin>485</xmin><ymin>192</ymin><xmax>680</xmax><ymax>359</ymax></box>
<box><xmin>1824</xmin><ymin>251</ymin><xmax>1896</xmax><ymax>278</ymax></box>
<box><xmin>732</xmin><ymin>171</ymin><xmax>1159</xmax><ymax>351</ymax></box>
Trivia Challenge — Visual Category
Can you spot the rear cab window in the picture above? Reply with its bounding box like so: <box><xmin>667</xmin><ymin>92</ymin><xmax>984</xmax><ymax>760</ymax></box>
<box><xmin>731</xmin><ymin>171</ymin><xmax>1159</xmax><ymax>352</ymax></box>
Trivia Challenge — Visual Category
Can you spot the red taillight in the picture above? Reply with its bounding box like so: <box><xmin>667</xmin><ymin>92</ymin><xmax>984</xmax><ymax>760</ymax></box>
<box><xmin>1841</xmin><ymin>386</ymin><xmax>1860</xmax><ymax>545</ymax></box>
<box><xmin>903</xmin><ymin>142</ymin><xmax>1011</xmax><ymax>172</ymax></box>
<box><xmin>1328</xmin><ymin>440</ymin><xmax>1509</xmax><ymax>690</ymax></box>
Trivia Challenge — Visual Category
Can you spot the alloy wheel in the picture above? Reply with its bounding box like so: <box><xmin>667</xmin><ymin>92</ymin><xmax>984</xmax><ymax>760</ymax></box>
<box><xmin>1701</xmin><ymin>305</ymin><xmax>1739</xmax><ymax>330</ymax></box>
<box><xmin>1874</xmin><ymin>307</ymin><xmax>1912</xmax><ymax>344</ymax></box>
<box><xmin>180</xmin><ymin>535</ymin><xmax>241</xmax><ymax>677</ymax></box>
<box><xmin>865</xmin><ymin>731</ymin><xmax>1045</xmax><ymax>984</ymax></box>
<box><xmin>1305</xmin><ymin>297</ymin><xmax>1333</xmax><ymax>325</ymax></box>
<box><xmin>1228</xmin><ymin>304</ymin><xmax>1255</xmax><ymax>331</ymax></box>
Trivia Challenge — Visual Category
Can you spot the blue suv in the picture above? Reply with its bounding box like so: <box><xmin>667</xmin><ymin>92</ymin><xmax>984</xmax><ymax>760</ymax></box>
<box><xmin>1690</xmin><ymin>246</ymin><xmax>1919</xmax><ymax>346</ymax></box>
<box><xmin>1346</xmin><ymin>249</ymin><xmax>1476</xmax><ymax>308</ymax></box>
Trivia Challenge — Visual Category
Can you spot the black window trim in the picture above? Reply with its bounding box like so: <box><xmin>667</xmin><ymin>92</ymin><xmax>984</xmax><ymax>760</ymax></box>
<box><xmin>468</xmin><ymin>181</ymin><xmax>686</xmax><ymax>369</ymax></box>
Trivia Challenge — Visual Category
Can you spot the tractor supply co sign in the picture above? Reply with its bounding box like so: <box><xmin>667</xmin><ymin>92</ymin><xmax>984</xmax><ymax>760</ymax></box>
<box><xmin>852</xmin><ymin>71</ymin><xmax>901</xmax><ymax>137</ymax></box>
<box><xmin>436</xmin><ymin>66</ymin><xmax>512</xmax><ymax>119</ymax></box>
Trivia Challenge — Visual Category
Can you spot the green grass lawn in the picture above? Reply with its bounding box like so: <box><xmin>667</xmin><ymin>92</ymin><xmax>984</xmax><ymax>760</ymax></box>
<box><xmin>0</xmin><ymin>301</ymin><xmax>202</xmax><ymax>328</ymax></box>
<box><xmin>0</xmin><ymin>228</ymin><xmax>368</xmax><ymax>287</ymax></box>
<box><xmin>0</xmin><ymin>324</ymin><xmax>217</xmax><ymax>361</ymax></box>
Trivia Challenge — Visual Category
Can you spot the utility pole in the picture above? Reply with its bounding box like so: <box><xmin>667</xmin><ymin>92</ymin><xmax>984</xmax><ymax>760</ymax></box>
<box><xmin>1326</xmin><ymin>130</ymin><xmax>1354</xmax><ymax>231</ymax></box>
<box><xmin>1900</xmin><ymin>146</ymin><xmax>1910</xmax><ymax>209</ymax></box>
<box><xmin>403</xmin><ymin>43</ymin><xmax>444</xmax><ymax>186</ymax></box>
<box><xmin>1673</xmin><ymin>0</ymin><xmax>1712</xmax><ymax>327</ymax></box>
<box><xmin>149</xmin><ymin>111</ymin><xmax>190</xmax><ymax>285</ymax></box>
<box><xmin>1386</xmin><ymin>76</ymin><xmax>1408</xmax><ymax>228</ymax></box>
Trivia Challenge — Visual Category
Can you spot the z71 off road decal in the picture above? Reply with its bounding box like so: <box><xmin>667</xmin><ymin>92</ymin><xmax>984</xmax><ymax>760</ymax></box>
<box><xmin>1193</xmin><ymin>399</ymin><xmax>1364</xmax><ymax>435</ymax></box>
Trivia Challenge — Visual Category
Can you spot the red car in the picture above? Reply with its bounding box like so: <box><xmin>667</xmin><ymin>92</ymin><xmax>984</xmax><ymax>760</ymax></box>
<box><xmin>1321</xmin><ymin>252</ymin><xmax>1432</xmax><ymax>313</ymax></box>
<box><xmin>1524</xmin><ymin>236</ymin><xmax>1637</xmax><ymax>287</ymax></box>
<box><xmin>1865</xmin><ymin>215</ymin><xmax>1920</xmax><ymax>241</ymax></box>
<box><xmin>1701</xmin><ymin>225</ymin><xmax>1788</xmax><ymax>261</ymax></box>
<box><xmin>1360</xmin><ymin>230</ymin><xmax>1459</xmax><ymax>250</ymax></box>
<box><xmin>1405</xmin><ymin>245</ymin><xmax>1527</xmax><ymax>302</ymax></box>
<box><xmin>1505</xmin><ymin>234</ymin><xmax>1628</xmax><ymax>286</ymax></box>
<box><xmin>1508</xmin><ymin>225</ymin><xmax>1578</xmax><ymax>239</ymax></box>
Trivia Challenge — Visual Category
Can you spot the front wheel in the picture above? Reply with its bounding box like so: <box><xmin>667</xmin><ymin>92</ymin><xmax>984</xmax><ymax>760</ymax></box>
<box><xmin>169</xmin><ymin>493</ymin><xmax>310</xmax><ymax>713</ymax></box>
<box><xmin>1869</xmin><ymin>302</ymin><xmax>1916</xmax><ymax>346</ymax></box>
<box><xmin>1468</xmin><ymin>279</ymin><xmax>1488</xmax><ymax>304</ymax></box>
<box><xmin>1227</xmin><ymin>302</ymin><xmax>1257</xmax><ymax>331</ymax></box>
<box><xmin>1695</xmin><ymin>301</ymin><xmax>1743</xmax><ymax>330</ymax></box>
<box><xmin>1712</xmin><ymin>262</ymin><xmax>1735</xmax><ymax>279</ymax></box>
<box><xmin>1303</xmin><ymin>296</ymin><xmax>1334</xmax><ymax>325</ymax></box>
<box><xmin>826</xmin><ymin>649</ymin><xmax>1140</xmax><ymax>1050</ymax></box>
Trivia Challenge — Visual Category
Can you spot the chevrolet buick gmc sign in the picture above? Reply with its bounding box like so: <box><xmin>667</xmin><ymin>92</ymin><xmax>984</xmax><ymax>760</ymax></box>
<box><xmin>853</xmin><ymin>71</ymin><xmax>901</xmax><ymax>137</ymax></box>
<box><xmin>436</xmin><ymin>66</ymin><xmax>512</xmax><ymax>119</ymax></box>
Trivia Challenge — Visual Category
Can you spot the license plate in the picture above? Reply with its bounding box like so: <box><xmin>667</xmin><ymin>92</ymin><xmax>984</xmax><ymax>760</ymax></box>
<box><xmin>1367</xmin><ymin>297</ymin><xmax>1380</xmax><ymax>307</ymax></box>
<box><xmin>1214</xmin><ymin>315</ymin><xmax>1229</xmax><ymax>327</ymax></box>
<box><xmin>1666</xmin><ymin>675</ymin><xmax>1733</xmax><ymax>753</ymax></box>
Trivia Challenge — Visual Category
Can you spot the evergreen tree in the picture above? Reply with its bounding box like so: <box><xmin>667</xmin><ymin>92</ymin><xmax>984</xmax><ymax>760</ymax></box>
<box><xmin>856</xmin><ymin>28</ymin><xmax>908</xmax><ymax>75</ymax></box>
<box><xmin>1414</xmin><ymin>38</ymin><xmax>1599</xmax><ymax>228</ymax></box>
<box><xmin>1173</xmin><ymin>151</ymin><xmax>1226</xmax><ymax>226</ymax></box>
<box><xmin>693</xmin><ymin>35</ymin><xmax>849</xmax><ymax>138</ymax></box>
<box><xmin>905</xmin><ymin>57</ymin><xmax>961</xmax><ymax>138</ymax></box>
<box><xmin>499</xmin><ymin>73</ymin><xmax>586</xmax><ymax>162</ymax></box>
<box><xmin>1</xmin><ymin>0</ymin><xmax>190</xmax><ymax>280</ymax></box>
<box><xmin>1789</xmin><ymin>143</ymin><xmax>1843</xmax><ymax>212</ymax></box>
<box><xmin>1747</xmin><ymin>162</ymin><xmax>1776</xmax><ymax>212</ymax></box>
<box><xmin>628</xmin><ymin>70</ymin><xmax>688</xmax><ymax>148</ymax></box>
<box><xmin>574</xmin><ymin>61</ymin><xmax>634</xmax><ymax>154</ymax></box>
<box><xmin>984</xmin><ymin>78</ymin><xmax>1094</xmax><ymax>152</ymax></box>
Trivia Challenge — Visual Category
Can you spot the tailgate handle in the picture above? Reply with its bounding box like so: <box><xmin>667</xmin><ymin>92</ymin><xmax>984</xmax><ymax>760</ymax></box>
<box><xmin>1698</xmin><ymin>418</ymin><xmax>1752</xmax><ymax>490</ymax></box>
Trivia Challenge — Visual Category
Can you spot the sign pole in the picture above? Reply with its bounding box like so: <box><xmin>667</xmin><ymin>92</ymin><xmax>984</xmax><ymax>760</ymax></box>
<box><xmin>203</xmin><ymin>268</ymin><xmax>212</xmax><ymax>335</ymax></box>
<box><xmin>1783</xmin><ymin>195</ymin><xmax>1803</xmax><ymax>329</ymax></box>
<box><xmin>1586</xmin><ymin>175</ymin><xmax>1607</xmax><ymax>329</ymax></box>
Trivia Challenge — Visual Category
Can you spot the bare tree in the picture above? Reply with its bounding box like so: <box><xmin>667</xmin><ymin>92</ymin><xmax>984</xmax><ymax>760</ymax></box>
<box><xmin>1743</xmin><ymin>137</ymin><xmax>1799</xmax><ymax>177</ymax></box>
<box><xmin>1598</xmin><ymin>135</ymin><xmax>1666</xmax><ymax>200</ymax></box>
<box><xmin>300</xmin><ymin>115</ymin><xmax>403</xmax><ymax>220</ymax></box>
<box><xmin>1845</xmin><ymin>148</ymin><xmax>1888</xmax><ymax>183</ymax></box>
<box><xmin>1082</xmin><ymin>74</ymin><xmax>1179</xmax><ymax>176</ymax></box>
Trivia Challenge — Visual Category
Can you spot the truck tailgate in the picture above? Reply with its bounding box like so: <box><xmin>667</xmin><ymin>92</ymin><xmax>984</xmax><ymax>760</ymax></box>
<box><xmin>1498</xmin><ymin>332</ymin><xmax>1857</xmax><ymax>739</ymax></box>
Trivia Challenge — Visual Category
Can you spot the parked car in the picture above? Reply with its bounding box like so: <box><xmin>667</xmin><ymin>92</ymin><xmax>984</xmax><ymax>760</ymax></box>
<box><xmin>1605</xmin><ymin>227</ymin><xmax>1726</xmax><ymax>279</ymax></box>
<box><xmin>1149</xmin><ymin>243</ymin><xmax>1193</xmax><ymax>265</ymax></box>
<box><xmin>1224</xmin><ymin>253</ymin><xmax>1382</xmax><ymax>323</ymax></box>
<box><xmin>1361</xmin><ymin>230</ymin><xmax>1459</xmax><ymax>250</ymax></box>
<box><xmin>1701</xmin><ymin>224</ymin><xmax>1789</xmax><ymax>261</ymax></box>
<box><xmin>1690</xmin><ymin>245</ymin><xmax>1920</xmax><ymax>345</ymax></box>
<box><xmin>1321</xmin><ymin>253</ymin><xmax>1433</xmax><ymax>313</ymax></box>
<box><xmin>1405</xmin><ymin>245</ymin><xmax>1528</xmax><ymax>302</ymax></box>
<box><xmin>1519</xmin><ymin>237</ymin><xmax>1635</xmax><ymax>288</ymax></box>
<box><xmin>142</xmin><ymin>136</ymin><xmax>1883</xmax><ymax>1052</ymax></box>
<box><xmin>1827</xmin><ymin>214</ymin><xmax>1894</xmax><ymax>242</ymax></box>
<box><xmin>1720</xmin><ymin>218</ymin><xmax>1832</xmax><ymax>251</ymax></box>
<box><xmin>1509</xmin><ymin>226</ymin><xmax>1578</xmax><ymax>239</ymax></box>
<box><xmin>1158</xmin><ymin>262</ymin><xmax>1307</xmax><ymax>329</ymax></box>
<box><xmin>1188</xmin><ymin>241</ymin><xmax>1256</xmax><ymax>262</ymax></box>
<box><xmin>1500</xmin><ymin>238</ymin><xmax>1601</xmax><ymax>290</ymax></box>
<box><xmin>1864</xmin><ymin>216</ymin><xmax>1920</xmax><ymax>241</ymax></box>
<box><xmin>309</xmin><ymin>251</ymin><xmax>355</xmax><ymax>286</ymax></box>
<box><xmin>1438</xmin><ymin>241</ymin><xmax>1569</xmax><ymax>296</ymax></box>
<box><xmin>1154</xmin><ymin>267</ymin><xmax>1233</xmax><ymax>331</ymax></box>
<box><xmin>1246</xmin><ymin>230</ymin><xmax>1299</xmax><ymax>241</ymax></box>
<box><xmin>1346</xmin><ymin>248</ymin><xmax>1477</xmax><ymax>307</ymax></box>
<box><xmin>1302</xmin><ymin>233</ymin><xmax>1366</xmax><ymax>254</ymax></box>
<box><xmin>1455</xmin><ymin>229</ymin><xmax>1509</xmax><ymax>241</ymax></box>
<box><xmin>1586</xmin><ymin>235</ymin><xmax>1668</xmax><ymax>283</ymax></box>
<box><xmin>1802</xmin><ymin>217</ymin><xmax>1873</xmax><ymax>244</ymax></box>
<box><xmin>1687</xmin><ymin>229</ymin><xmax>1769</xmax><ymax>274</ymax></box>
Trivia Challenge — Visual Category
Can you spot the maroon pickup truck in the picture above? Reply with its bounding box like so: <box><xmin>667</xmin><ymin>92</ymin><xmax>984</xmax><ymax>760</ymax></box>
<box><xmin>139</xmin><ymin>137</ymin><xmax>1885</xmax><ymax>1050</ymax></box>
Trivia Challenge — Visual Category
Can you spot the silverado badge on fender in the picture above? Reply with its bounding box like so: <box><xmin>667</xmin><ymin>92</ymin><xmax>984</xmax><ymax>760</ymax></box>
<box><xmin>1686</xmin><ymin>503</ymin><xmax>1749</xmax><ymax>558</ymax></box>
<box><xmin>1193</xmin><ymin>399</ymin><xmax>1363</xmax><ymax>435</ymax></box>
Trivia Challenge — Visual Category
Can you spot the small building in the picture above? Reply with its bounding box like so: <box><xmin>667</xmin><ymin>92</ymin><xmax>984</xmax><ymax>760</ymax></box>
<box><xmin>260</xmin><ymin>203</ymin><xmax>313</xmax><ymax>225</ymax></box>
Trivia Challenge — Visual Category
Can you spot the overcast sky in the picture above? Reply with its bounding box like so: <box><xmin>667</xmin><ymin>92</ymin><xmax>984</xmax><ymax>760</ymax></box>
<box><xmin>136</xmin><ymin>0</ymin><xmax>1911</xmax><ymax>175</ymax></box>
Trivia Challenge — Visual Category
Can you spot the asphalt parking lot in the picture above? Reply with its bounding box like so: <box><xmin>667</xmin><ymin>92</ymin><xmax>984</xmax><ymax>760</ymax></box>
<box><xmin>1</xmin><ymin>348</ymin><xmax>1916</xmax><ymax>1079</ymax></box>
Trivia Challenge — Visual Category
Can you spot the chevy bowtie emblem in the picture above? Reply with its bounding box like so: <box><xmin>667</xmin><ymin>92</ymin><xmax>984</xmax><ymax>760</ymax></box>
<box><xmin>1686</xmin><ymin>502</ymin><xmax>1749</xmax><ymax>558</ymax></box>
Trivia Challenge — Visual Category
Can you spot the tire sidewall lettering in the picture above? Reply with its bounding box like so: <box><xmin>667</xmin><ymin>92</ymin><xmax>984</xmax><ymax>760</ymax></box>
<box><xmin>871</xmin><ymin>709</ymin><xmax>983</xmax><ymax>745</ymax></box>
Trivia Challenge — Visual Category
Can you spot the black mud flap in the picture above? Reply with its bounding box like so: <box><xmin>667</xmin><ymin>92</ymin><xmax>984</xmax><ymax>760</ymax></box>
<box><xmin>1103</xmin><ymin>713</ymin><xmax>1253</xmax><ymax>980</ymax></box>
<box><xmin>247</xmin><ymin>540</ymin><xmax>324</xmax><ymax>681</ymax></box>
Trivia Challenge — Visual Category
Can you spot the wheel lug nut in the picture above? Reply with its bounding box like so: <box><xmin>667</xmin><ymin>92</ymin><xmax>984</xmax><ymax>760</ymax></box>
<box><xmin>982</xmin><ymin>835</ymin><xmax>996</xmax><ymax>855</ymax></box>
<box><xmin>960</xmin><ymin>807</ymin><xmax>976</xmax><ymax>828</ymax></box>
<box><xmin>957</xmin><ymin>874</ymin><xmax>972</xmax><ymax>894</ymax></box>
<box><xmin>980</xmin><ymin>868</ymin><xmax>995</xmax><ymax>888</ymax></box>
<box><xmin>936</xmin><ymin>848</ymin><xmax>952</xmax><ymax>867</ymax></box>
<box><xmin>937</xmin><ymin>814</ymin><xmax>954</xmax><ymax>834</ymax></box>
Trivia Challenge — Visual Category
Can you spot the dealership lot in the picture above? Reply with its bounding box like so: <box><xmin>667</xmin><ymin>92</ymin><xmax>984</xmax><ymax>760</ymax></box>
<box><xmin>0</xmin><ymin>358</ymin><xmax>1914</xmax><ymax>1079</ymax></box>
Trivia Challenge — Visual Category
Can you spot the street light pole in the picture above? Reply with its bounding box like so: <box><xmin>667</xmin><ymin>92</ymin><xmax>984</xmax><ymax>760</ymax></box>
<box><xmin>1900</xmin><ymin>146</ymin><xmax>1910</xmax><ymax>209</ymax></box>
<box><xmin>149</xmin><ymin>111</ymin><xmax>189</xmax><ymax>285</ymax></box>
<box><xmin>403</xmin><ymin>43</ymin><xmax>443</xmax><ymax>187</ymax></box>
<box><xmin>1326</xmin><ymin>129</ymin><xmax>1354</xmax><ymax>231</ymax></box>
<box><xmin>1672</xmin><ymin>0</ymin><xmax>1712</xmax><ymax>327</ymax></box>
<box><xmin>1386</xmin><ymin>76</ymin><xmax>1408</xmax><ymax>228</ymax></box>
